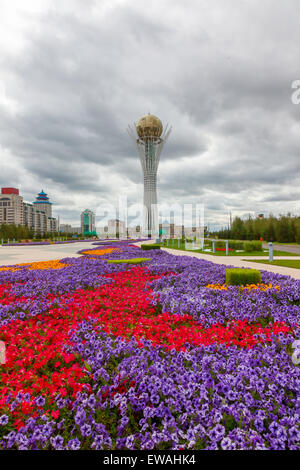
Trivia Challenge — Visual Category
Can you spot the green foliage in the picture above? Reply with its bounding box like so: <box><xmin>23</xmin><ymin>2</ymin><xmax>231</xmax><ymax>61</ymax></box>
<box><xmin>225</xmin><ymin>268</ymin><xmax>262</xmax><ymax>286</ymax></box>
<box><xmin>215</xmin><ymin>241</ymin><xmax>226</xmax><ymax>249</ymax></box>
<box><xmin>213</xmin><ymin>214</ymin><xmax>300</xmax><ymax>244</ymax></box>
<box><xmin>141</xmin><ymin>244</ymin><xmax>161</xmax><ymax>250</ymax></box>
<box><xmin>215</xmin><ymin>240</ymin><xmax>261</xmax><ymax>251</ymax></box>
<box><xmin>243</xmin><ymin>241</ymin><xmax>263</xmax><ymax>252</ymax></box>
<box><xmin>231</xmin><ymin>217</ymin><xmax>247</xmax><ymax>240</ymax></box>
<box><xmin>84</xmin><ymin>231</ymin><xmax>98</xmax><ymax>237</ymax></box>
<box><xmin>229</xmin><ymin>240</ymin><xmax>245</xmax><ymax>250</ymax></box>
<box><xmin>222</xmin><ymin>413</ymin><xmax>238</xmax><ymax>432</ymax></box>
<box><xmin>0</xmin><ymin>223</ymin><xmax>66</xmax><ymax>243</ymax></box>
<box><xmin>107</xmin><ymin>258</ymin><xmax>151</xmax><ymax>264</ymax></box>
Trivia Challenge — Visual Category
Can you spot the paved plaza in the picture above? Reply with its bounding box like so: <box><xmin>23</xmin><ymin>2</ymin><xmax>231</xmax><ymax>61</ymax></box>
<box><xmin>0</xmin><ymin>241</ymin><xmax>96</xmax><ymax>266</ymax></box>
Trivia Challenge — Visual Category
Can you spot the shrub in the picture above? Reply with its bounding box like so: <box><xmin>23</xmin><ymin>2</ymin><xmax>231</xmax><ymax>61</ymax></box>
<box><xmin>107</xmin><ymin>258</ymin><xmax>151</xmax><ymax>264</ymax></box>
<box><xmin>141</xmin><ymin>244</ymin><xmax>161</xmax><ymax>250</ymax></box>
<box><xmin>229</xmin><ymin>240</ymin><xmax>244</xmax><ymax>250</ymax></box>
<box><xmin>226</xmin><ymin>268</ymin><xmax>262</xmax><ymax>286</ymax></box>
<box><xmin>215</xmin><ymin>241</ymin><xmax>226</xmax><ymax>249</ymax></box>
<box><xmin>215</xmin><ymin>240</ymin><xmax>245</xmax><ymax>250</ymax></box>
<box><xmin>244</xmin><ymin>241</ymin><xmax>263</xmax><ymax>252</ymax></box>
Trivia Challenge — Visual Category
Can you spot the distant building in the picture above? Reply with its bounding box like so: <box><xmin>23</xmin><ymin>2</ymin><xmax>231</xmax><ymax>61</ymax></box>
<box><xmin>159</xmin><ymin>220</ymin><xmax>207</xmax><ymax>239</ymax></box>
<box><xmin>32</xmin><ymin>190</ymin><xmax>58</xmax><ymax>233</ymax></box>
<box><xmin>81</xmin><ymin>209</ymin><xmax>96</xmax><ymax>235</ymax></box>
<box><xmin>0</xmin><ymin>187</ymin><xmax>58</xmax><ymax>234</ymax></box>
<box><xmin>0</xmin><ymin>188</ymin><xmax>24</xmax><ymax>226</ymax></box>
<box><xmin>59</xmin><ymin>224</ymin><xmax>81</xmax><ymax>234</ymax></box>
<box><xmin>33</xmin><ymin>190</ymin><xmax>52</xmax><ymax>218</ymax></box>
<box><xmin>108</xmin><ymin>219</ymin><xmax>126</xmax><ymax>238</ymax></box>
<box><xmin>59</xmin><ymin>224</ymin><xmax>73</xmax><ymax>233</ymax></box>
<box><xmin>127</xmin><ymin>225</ymin><xmax>142</xmax><ymax>238</ymax></box>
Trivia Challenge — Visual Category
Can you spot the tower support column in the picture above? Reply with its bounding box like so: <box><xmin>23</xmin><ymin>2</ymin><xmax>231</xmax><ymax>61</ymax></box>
<box><xmin>127</xmin><ymin>114</ymin><xmax>172</xmax><ymax>240</ymax></box>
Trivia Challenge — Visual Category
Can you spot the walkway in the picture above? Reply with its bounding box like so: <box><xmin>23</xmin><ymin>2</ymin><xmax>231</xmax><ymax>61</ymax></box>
<box><xmin>0</xmin><ymin>241</ymin><xmax>96</xmax><ymax>266</ymax></box>
<box><xmin>133</xmin><ymin>241</ymin><xmax>300</xmax><ymax>280</ymax></box>
<box><xmin>262</xmin><ymin>243</ymin><xmax>300</xmax><ymax>255</ymax></box>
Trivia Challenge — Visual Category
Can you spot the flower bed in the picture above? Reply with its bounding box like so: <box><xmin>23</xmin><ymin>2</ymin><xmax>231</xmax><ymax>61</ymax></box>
<box><xmin>215</xmin><ymin>247</ymin><xmax>234</xmax><ymax>252</ymax></box>
<box><xmin>0</xmin><ymin>242</ymin><xmax>299</xmax><ymax>450</ymax></box>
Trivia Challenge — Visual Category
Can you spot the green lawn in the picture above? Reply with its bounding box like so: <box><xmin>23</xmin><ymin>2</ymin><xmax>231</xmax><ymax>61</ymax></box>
<box><xmin>160</xmin><ymin>242</ymin><xmax>300</xmax><ymax>257</ymax></box>
<box><xmin>207</xmin><ymin>250</ymin><xmax>300</xmax><ymax>257</ymax></box>
<box><xmin>248</xmin><ymin>259</ymin><xmax>300</xmax><ymax>269</ymax></box>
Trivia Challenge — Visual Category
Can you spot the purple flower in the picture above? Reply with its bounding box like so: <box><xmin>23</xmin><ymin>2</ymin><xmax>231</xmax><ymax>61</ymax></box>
<box><xmin>67</xmin><ymin>438</ymin><xmax>81</xmax><ymax>450</ymax></box>
<box><xmin>35</xmin><ymin>396</ymin><xmax>46</xmax><ymax>408</ymax></box>
<box><xmin>210</xmin><ymin>424</ymin><xmax>225</xmax><ymax>442</ymax></box>
<box><xmin>0</xmin><ymin>415</ymin><xmax>9</xmax><ymax>426</ymax></box>
<box><xmin>221</xmin><ymin>437</ymin><xmax>236</xmax><ymax>450</ymax></box>
<box><xmin>80</xmin><ymin>424</ymin><xmax>92</xmax><ymax>437</ymax></box>
<box><xmin>50</xmin><ymin>435</ymin><xmax>64</xmax><ymax>450</ymax></box>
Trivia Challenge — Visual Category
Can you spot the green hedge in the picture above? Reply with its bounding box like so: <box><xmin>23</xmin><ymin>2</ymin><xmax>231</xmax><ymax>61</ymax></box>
<box><xmin>215</xmin><ymin>241</ymin><xmax>226</xmax><ymax>249</ymax></box>
<box><xmin>225</xmin><ymin>268</ymin><xmax>262</xmax><ymax>286</ymax></box>
<box><xmin>107</xmin><ymin>258</ymin><xmax>151</xmax><ymax>264</ymax></box>
<box><xmin>244</xmin><ymin>241</ymin><xmax>263</xmax><ymax>252</ymax></box>
<box><xmin>229</xmin><ymin>240</ymin><xmax>245</xmax><ymax>250</ymax></box>
<box><xmin>215</xmin><ymin>240</ymin><xmax>261</xmax><ymax>251</ymax></box>
<box><xmin>141</xmin><ymin>244</ymin><xmax>161</xmax><ymax>250</ymax></box>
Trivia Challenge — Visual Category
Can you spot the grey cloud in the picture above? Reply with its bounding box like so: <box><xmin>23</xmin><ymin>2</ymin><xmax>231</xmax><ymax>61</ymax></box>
<box><xmin>0</xmin><ymin>0</ymin><xmax>299</xmax><ymax>227</ymax></box>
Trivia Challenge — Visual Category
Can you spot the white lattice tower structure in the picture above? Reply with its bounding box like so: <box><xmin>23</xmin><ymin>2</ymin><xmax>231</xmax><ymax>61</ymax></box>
<box><xmin>127</xmin><ymin>114</ymin><xmax>172</xmax><ymax>238</ymax></box>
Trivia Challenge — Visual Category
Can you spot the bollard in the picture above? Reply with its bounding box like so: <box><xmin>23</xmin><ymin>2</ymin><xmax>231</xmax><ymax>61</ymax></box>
<box><xmin>167</xmin><ymin>239</ymin><xmax>169</xmax><ymax>247</ymax></box>
<box><xmin>172</xmin><ymin>239</ymin><xmax>175</xmax><ymax>247</ymax></box>
<box><xmin>201</xmin><ymin>239</ymin><xmax>204</xmax><ymax>251</ymax></box>
<box><xmin>185</xmin><ymin>239</ymin><xmax>187</xmax><ymax>250</ymax></box>
<box><xmin>178</xmin><ymin>239</ymin><xmax>180</xmax><ymax>249</ymax></box>
<box><xmin>269</xmin><ymin>242</ymin><xmax>274</xmax><ymax>262</ymax></box>
<box><xmin>212</xmin><ymin>239</ymin><xmax>215</xmax><ymax>253</ymax></box>
<box><xmin>225</xmin><ymin>240</ymin><xmax>229</xmax><ymax>256</ymax></box>
<box><xmin>192</xmin><ymin>240</ymin><xmax>195</xmax><ymax>250</ymax></box>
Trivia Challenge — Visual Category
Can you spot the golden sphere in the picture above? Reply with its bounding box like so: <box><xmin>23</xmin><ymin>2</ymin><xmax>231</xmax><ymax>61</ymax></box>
<box><xmin>136</xmin><ymin>114</ymin><xmax>163</xmax><ymax>139</ymax></box>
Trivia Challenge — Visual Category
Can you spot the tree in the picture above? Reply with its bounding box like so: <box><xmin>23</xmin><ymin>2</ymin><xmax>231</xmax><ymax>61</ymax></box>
<box><xmin>231</xmin><ymin>217</ymin><xmax>247</xmax><ymax>240</ymax></box>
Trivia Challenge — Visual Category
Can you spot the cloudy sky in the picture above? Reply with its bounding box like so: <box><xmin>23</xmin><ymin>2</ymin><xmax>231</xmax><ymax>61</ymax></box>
<box><xmin>0</xmin><ymin>0</ymin><xmax>299</xmax><ymax>230</ymax></box>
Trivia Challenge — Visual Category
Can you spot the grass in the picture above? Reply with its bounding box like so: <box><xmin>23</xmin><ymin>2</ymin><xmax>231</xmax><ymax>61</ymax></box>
<box><xmin>248</xmin><ymin>259</ymin><xmax>300</xmax><ymax>270</ymax></box>
<box><xmin>207</xmin><ymin>250</ymin><xmax>300</xmax><ymax>257</ymax></box>
<box><xmin>159</xmin><ymin>242</ymin><xmax>300</xmax><ymax>257</ymax></box>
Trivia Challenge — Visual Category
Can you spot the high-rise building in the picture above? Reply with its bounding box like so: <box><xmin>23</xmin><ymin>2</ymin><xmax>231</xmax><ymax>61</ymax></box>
<box><xmin>0</xmin><ymin>188</ymin><xmax>24</xmax><ymax>226</ymax></box>
<box><xmin>81</xmin><ymin>209</ymin><xmax>96</xmax><ymax>235</ymax></box>
<box><xmin>33</xmin><ymin>190</ymin><xmax>53</xmax><ymax>217</ymax></box>
<box><xmin>0</xmin><ymin>187</ymin><xmax>58</xmax><ymax>234</ymax></box>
